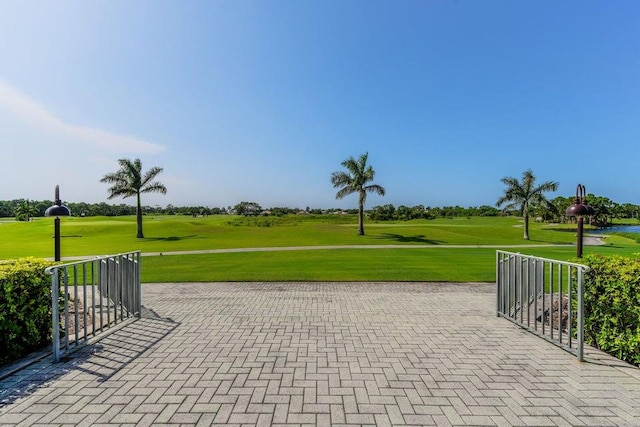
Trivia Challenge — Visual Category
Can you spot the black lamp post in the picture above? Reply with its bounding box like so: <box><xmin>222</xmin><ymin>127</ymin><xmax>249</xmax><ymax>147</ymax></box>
<box><xmin>44</xmin><ymin>185</ymin><xmax>71</xmax><ymax>261</ymax></box>
<box><xmin>565</xmin><ymin>184</ymin><xmax>595</xmax><ymax>258</ymax></box>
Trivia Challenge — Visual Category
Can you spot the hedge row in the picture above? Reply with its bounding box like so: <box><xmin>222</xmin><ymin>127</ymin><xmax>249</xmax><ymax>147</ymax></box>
<box><xmin>0</xmin><ymin>257</ymin><xmax>55</xmax><ymax>366</ymax></box>
<box><xmin>581</xmin><ymin>254</ymin><xmax>640</xmax><ymax>366</ymax></box>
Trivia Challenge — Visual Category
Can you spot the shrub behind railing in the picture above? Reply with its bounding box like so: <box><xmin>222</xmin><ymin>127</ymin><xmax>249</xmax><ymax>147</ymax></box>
<box><xmin>581</xmin><ymin>254</ymin><xmax>640</xmax><ymax>366</ymax></box>
<box><xmin>0</xmin><ymin>257</ymin><xmax>55</xmax><ymax>366</ymax></box>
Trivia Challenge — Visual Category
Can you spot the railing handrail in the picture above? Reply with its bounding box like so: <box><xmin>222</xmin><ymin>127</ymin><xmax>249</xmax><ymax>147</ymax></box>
<box><xmin>496</xmin><ymin>250</ymin><xmax>590</xmax><ymax>271</ymax></box>
<box><xmin>45</xmin><ymin>251</ymin><xmax>141</xmax><ymax>274</ymax></box>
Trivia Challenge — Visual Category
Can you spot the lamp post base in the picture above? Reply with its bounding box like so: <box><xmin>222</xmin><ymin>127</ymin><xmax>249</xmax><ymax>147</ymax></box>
<box><xmin>54</xmin><ymin>217</ymin><xmax>61</xmax><ymax>262</ymax></box>
<box><xmin>577</xmin><ymin>216</ymin><xmax>583</xmax><ymax>258</ymax></box>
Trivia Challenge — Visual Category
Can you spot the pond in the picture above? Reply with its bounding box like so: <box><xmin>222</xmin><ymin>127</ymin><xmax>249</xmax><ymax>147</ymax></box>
<box><xmin>589</xmin><ymin>225</ymin><xmax>640</xmax><ymax>234</ymax></box>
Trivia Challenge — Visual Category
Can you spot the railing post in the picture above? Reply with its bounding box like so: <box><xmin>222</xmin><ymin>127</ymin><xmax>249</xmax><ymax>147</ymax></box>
<box><xmin>496</xmin><ymin>251</ymin><xmax>501</xmax><ymax>316</ymax></box>
<box><xmin>51</xmin><ymin>268</ymin><xmax>60</xmax><ymax>363</ymax></box>
<box><xmin>577</xmin><ymin>267</ymin><xmax>584</xmax><ymax>362</ymax></box>
<box><xmin>137</xmin><ymin>252</ymin><xmax>142</xmax><ymax>317</ymax></box>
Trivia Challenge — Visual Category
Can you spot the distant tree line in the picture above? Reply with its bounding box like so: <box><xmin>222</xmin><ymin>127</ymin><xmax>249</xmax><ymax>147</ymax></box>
<box><xmin>2</xmin><ymin>196</ymin><xmax>639</xmax><ymax>226</ymax></box>
<box><xmin>369</xmin><ymin>204</ymin><xmax>501</xmax><ymax>221</ymax></box>
<box><xmin>0</xmin><ymin>199</ymin><xmax>229</xmax><ymax>220</ymax></box>
<box><xmin>230</xmin><ymin>202</ymin><xmax>355</xmax><ymax>216</ymax></box>
<box><xmin>0</xmin><ymin>199</ymin><xmax>332</xmax><ymax>220</ymax></box>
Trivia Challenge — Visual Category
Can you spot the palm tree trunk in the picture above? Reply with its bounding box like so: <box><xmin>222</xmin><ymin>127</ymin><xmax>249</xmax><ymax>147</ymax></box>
<box><xmin>136</xmin><ymin>192</ymin><xmax>144</xmax><ymax>238</ymax></box>
<box><xmin>358</xmin><ymin>192</ymin><xmax>365</xmax><ymax>235</ymax></box>
<box><xmin>523</xmin><ymin>212</ymin><xmax>529</xmax><ymax>240</ymax></box>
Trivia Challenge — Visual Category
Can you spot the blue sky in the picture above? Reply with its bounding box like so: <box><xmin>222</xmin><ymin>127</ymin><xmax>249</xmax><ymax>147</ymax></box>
<box><xmin>0</xmin><ymin>1</ymin><xmax>638</xmax><ymax>209</ymax></box>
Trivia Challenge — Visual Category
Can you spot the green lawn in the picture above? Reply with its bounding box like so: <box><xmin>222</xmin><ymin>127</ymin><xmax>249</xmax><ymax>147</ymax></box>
<box><xmin>2</xmin><ymin>214</ymin><xmax>638</xmax><ymax>282</ymax></box>
<box><xmin>141</xmin><ymin>248</ymin><xmax>499</xmax><ymax>282</ymax></box>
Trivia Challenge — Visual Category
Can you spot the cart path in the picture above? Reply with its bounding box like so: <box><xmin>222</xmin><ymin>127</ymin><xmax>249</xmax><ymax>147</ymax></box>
<box><xmin>143</xmin><ymin>242</ymin><xmax>577</xmax><ymax>257</ymax></box>
<box><xmin>52</xmin><ymin>236</ymin><xmax>604</xmax><ymax>262</ymax></box>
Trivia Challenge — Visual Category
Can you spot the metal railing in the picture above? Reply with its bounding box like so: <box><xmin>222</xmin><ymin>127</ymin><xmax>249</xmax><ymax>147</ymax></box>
<box><xmin>45</xmin><ymin>251</ymin><xmax>141</xmax><ymax>362</ymax></box>
<box><xmin>496</xmin><ymin>250</ymin><xmax>589</xmax><ymax>361</ymax></box>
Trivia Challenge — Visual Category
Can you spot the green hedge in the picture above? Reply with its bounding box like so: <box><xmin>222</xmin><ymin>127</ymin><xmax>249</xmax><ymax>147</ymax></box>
<box><xmin>581</xmin><ymin>254</ymin><xmax>640</xmax><ymax>366</ymax></box>
<box><xmin>0</xmin><ymin>257</ymin><xmax>55</xmax><ymax>366</ymax></box>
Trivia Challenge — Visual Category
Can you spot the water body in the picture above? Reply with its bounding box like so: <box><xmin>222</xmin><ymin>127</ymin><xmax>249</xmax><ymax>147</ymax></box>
<box><xmin>589</xmin><ymin>225</ymin><xmax>640</xmax><ymax>234</ymax></box>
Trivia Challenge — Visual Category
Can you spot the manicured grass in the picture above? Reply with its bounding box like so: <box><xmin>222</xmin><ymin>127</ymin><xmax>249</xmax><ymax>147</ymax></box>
<box><xmin>140</xmin><ymin>240</ymin><xmax>639</xmax><ymax>283</ymax></box>
<box><xmin>0</xmin><ymin>214</ymin><xmax>580</xmax><ymax>258</ymax></box>
<box><xmin>2</xmin><ymin>215</ymin><xmax>638</xmax><ymax>282</ymax></box>
<box><xmin>141</xmin><ymin>248</ymin><xmax>499</xmax><ymax>282</ymax></box>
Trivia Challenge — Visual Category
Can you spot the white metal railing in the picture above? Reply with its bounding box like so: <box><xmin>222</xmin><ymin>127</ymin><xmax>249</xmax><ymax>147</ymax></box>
<box><xmin>496</xmin><ymin>251</ymin><xmax>589</xmax><ymax>361</ymax></box>
<box><xmin>45</xmin><ymin>251</ymin><xmax>141</xmax><ymax>362</ymax></box>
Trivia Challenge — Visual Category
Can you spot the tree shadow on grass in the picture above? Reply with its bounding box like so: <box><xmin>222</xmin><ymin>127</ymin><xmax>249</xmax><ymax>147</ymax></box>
<box><xmin>374</xmin><ymin>233</ymin><xmax>444</xmax><ymax>245</ymax></box>
<box><xmin>143</xmin><ymin>234</ymin><xmax>200</xmax><ymax>242</ymax></box>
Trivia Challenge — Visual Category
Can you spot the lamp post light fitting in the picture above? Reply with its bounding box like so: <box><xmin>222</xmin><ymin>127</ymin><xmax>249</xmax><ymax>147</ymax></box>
<box><xmin>565</xmin><ymin>184</ymin><xmax>595</xmax><ymax>258</ymax></box>
<box><xmin>44</xmin><ymin>185</ymin><xmax>71</xmax><ymax>262</ymax></box>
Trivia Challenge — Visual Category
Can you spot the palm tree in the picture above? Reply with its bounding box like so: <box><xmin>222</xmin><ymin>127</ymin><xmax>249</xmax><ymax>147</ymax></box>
<box><xmin>331</xmin><ymin>152</ymin><xmax>385</xmax><ymax>235</ymax></box>
<box><xmin>14</xmin><ymin>199</ymin><xmax>37</xmax><ymax>221</ymax></box>
<box><xmin>100</xmin><ymin>158</ymin><xmax>167</xmax><ymax>238</ymax></box>
<box><xmin>496</xmin><ymin>169</ymin><xmax>558</xmax><ymax>240</ymax></box>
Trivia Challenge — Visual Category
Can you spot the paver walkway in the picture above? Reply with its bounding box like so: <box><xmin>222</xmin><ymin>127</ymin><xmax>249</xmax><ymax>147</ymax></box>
<box><xmin>2</xmin><ymin>282</ymin><xmax>640</xmax><ymax>426</ymax></box>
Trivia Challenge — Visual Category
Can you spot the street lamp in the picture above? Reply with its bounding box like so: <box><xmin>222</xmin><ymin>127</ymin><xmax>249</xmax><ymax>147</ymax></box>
<box><xmin>44</xmin><ymin>185</ymin><xmax>71</xmax><ymax>261</ymax></box>
<box><xmin>565</xmin><ymin>184</ymin><xmax>595</xmax><ymax>258</ymax></box>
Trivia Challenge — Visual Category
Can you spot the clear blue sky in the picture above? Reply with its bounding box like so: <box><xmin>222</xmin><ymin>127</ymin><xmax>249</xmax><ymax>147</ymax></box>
<box><xmin>0</xmin><ymin>1</ymin><xmax>638</xmax><ymax>210</ymax></box>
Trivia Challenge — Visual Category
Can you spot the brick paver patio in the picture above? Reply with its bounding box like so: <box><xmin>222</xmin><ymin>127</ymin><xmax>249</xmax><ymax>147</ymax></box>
<box><xmin>2</xmin><ymin>282</ymin><xmax>640</xmax><ymax>426</ymax></box>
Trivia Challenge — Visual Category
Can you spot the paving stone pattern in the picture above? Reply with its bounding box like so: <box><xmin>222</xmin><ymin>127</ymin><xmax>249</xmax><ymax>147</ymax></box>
<box><xmin>2</xmin><ymin>282</ymin><xmax>640</xmax><ymax>426</ymax></box>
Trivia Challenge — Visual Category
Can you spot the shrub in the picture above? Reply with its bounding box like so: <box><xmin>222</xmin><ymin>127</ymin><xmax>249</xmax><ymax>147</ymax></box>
<box><xmin>0</xmin><ymin>257</ymin><xmax>55</xmax><ymax>366</ymax></box>
<box><xmin>581</xmin><ymin>254</ymin><xmax>640</xmax><ymax>366</ymax></box>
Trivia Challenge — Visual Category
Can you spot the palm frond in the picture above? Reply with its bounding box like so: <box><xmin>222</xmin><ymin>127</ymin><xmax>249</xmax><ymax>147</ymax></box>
<box><xmin>340</xmin><ymin>157</ymin><xmax>359</xmax><ymax>176</ymax></box>
<box><xmin>522</xmin><ymin>169</ymin><xmax>535</xmax><ymax>195</ymax></box>
<box><xmin>357</xmin><ymin>152</ymin><xmax>369</xmax><ymax>172</ymax></box>
<box><xmin>365</xmin><ymin>184</ymin><xmax>385</xmax><ymax>196</ymax></box>
<box><xmin>142</xmin><ymin>166</ymin><xmax>164</xmax><ymax>187</ymax></box>
<box><xmin>100</xmin><ymin>172</ymin><xmax>124</xmax><ymax>184</ymax></box>
<box><xmin>535</xmin><ymin>181</ymin><xmax>559</xmax><ymax>193</ymax></box>
<box><xmin>331</xmin><ymin>171</ymin><xmax>352</xmax><ymax>188</ymax></box>
<box><xmin>141</xmin><ymin>182</ymin><xmax>168</xmax><ymax>195</ymax></box>
<box><xmin>500</xmin><ymin>176</ymin><xmax>519</xmax><ymax>187</ymax></box>
<box><xmin>106</xmin><ymin>184</ymin><xmax>136</xmax><ymax>200</ymax></box>
<box><xmin>335</xmin><ymin>187</ymin><xmax>356</xmax><ymax>199</ymax></box>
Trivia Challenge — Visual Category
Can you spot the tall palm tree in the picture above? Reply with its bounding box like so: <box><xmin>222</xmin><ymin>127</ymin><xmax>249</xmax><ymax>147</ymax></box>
<box><xmin>331</xmin><ymin>152</ymin><xmax>385</xmax><ymax>235</ymax></box>
<box><xmin>496</xmin><ymin>169</ymin><xmax>558</xmax><ymax>240</ymax></box>
<box><xmin>100</xmin><ymin>158</ymin><xmax>167</xmax><ymax>238</ymax></box>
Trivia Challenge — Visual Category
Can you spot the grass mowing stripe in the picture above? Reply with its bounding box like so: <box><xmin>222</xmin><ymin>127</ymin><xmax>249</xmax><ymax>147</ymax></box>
<box><xmin>140</xmin><ymin>241</ymin><xmax>640</xmax><ymax>283</ymax></box>
<box><xmin>141</xmin><ymin>248</ymin><xmax>499</xmax><ymax>282</ymax></box>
